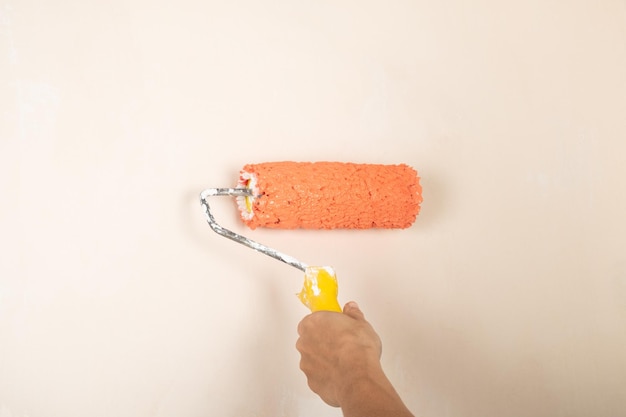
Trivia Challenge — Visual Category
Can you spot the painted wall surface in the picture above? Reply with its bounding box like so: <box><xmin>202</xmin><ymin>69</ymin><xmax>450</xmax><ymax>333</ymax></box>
<box><xmin>1</xmin><ymin>1</ymin><xmax>625</xmax><ymax>416</ymax></box>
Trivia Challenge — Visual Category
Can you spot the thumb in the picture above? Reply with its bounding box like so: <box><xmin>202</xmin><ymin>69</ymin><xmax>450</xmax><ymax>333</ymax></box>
<box><xmin>343</xmin><ymin>301</ymin><xmax>365</xmax><ymax>321</ymax></box>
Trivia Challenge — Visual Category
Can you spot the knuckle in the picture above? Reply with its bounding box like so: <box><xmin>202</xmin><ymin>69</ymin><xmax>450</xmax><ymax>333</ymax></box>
<box><xmin>295</xmin><ymin>337</ymin><xmax>304</xmax><ymax>353</ymax></box>
<box><xmin>297</xmin><ymin>315</ymin><xmax>313</xmax><ymax>335</ymax></box>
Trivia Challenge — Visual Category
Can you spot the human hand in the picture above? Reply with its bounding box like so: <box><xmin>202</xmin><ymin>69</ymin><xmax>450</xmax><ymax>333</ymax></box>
<box><xmin>296</xmin><ymin>301</ymin><xmax>414</xmax><ymax>416</ymax></box>
<box><xmin>296</xmin><ymin>301</ymin><xmax>381</xmax><ymax>406</ymax></box>
<box><xmin>296</xmin><ymin>301</ymin><xmax>382</xmax><ymax>406</ymax></box>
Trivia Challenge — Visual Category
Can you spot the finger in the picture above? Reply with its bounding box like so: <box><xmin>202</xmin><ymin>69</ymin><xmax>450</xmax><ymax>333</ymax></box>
<box><xmin>342</xmin><ymin>301</ymin><xmax>365</xmax><ymax>321</ymax></box>
<box><xmin>297</xmin><ymin>314</ymin><xmax>312</xmax><ymax>336</ymax></box>
<box><xmin>295</xmin><ymin>336</ymin><xmax>304</xmax><ymax>353</ymax></box>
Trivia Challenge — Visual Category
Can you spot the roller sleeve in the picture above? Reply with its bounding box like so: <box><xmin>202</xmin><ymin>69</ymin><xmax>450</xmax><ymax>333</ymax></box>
<box><xmin>236</xmin><ymin>162</ymin><xmax>422</xmax><ymax>230</ymax></box>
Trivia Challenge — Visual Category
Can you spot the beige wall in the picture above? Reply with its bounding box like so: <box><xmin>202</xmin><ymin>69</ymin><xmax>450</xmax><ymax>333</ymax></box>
<box><xmin>1</xmin><ymin>1</ymin><xmax>625</xmax><ymax>416</ymax></box>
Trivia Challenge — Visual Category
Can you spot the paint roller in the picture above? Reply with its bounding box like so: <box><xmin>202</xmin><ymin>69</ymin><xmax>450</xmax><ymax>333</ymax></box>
<box><xmin>199</xmin><ymin>161</ymin><xmax>422</xmax><ymax>312</ymax></box>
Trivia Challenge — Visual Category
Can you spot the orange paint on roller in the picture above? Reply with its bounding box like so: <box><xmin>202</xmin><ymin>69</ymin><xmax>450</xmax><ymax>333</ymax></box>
<box><xmin>236</xmin><ymin>162</ymin><xmax>422</xmax><ymax>229</ymax></box>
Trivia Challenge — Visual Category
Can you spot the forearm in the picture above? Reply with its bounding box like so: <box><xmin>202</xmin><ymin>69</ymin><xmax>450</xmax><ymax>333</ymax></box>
<box><xmin>338</xmin><ymin>366</ymin><xmax>414</xmax><ymax>417</ymax></box>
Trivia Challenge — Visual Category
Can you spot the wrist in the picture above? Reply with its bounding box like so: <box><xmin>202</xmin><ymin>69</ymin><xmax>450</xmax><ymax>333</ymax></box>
<box><xmin>336</xmin><ymin>365</ymin><xmax>413</xmax><ymax>417</ymax></box>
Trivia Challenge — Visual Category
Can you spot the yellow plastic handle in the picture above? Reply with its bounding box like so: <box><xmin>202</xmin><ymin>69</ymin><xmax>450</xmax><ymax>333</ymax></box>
<box><xmin>297</xmin><ymin>266</ymin><xmax>342</xmax><ymax>312</ymax></box>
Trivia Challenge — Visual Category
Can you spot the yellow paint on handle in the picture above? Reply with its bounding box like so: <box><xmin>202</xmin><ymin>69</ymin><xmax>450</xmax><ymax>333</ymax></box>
<box><xmin>298</xmin><ymin>266</ymin><xmax>342</xmax><ymax>312</ymax></box>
